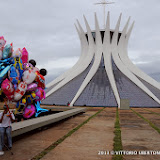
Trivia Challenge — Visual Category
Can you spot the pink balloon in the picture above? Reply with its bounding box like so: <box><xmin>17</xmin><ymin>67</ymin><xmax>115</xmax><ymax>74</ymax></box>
<box><xmin>23</xmin><ymin>63</ymin><xmax>33</xmax><ymax>70</ymax></box>
<box><xmin>23</xmin><ymin>104</ymin><xmax>36</xmax><ymax>119</ymax></box>
<box><xmin>21</xmin><ymin>47</ymin><xmax>28</xmax><ymax>64</ymax></box>
<box><xmin>0</xmin><ymin>36</ymin><xmax>6</xmax><ymax>48</ymax></box>
<box><xmin>14</xmin><ymin>81</ymin><xmax>27</xmax><ymax>101</ymax></box>
<box><xmin>27</xmin><ymin>83</ymin><xmax>38</xmax><ymax>91</ymax></box>
<box><xmin>35</xmin><ymin>87</ymin><xmax>45</xmax><ymax>102</ymax></box>
<box><xmin>1</xmin><ymin>78</ymin><xmax>14</xmax><ymax>100</ymax></box>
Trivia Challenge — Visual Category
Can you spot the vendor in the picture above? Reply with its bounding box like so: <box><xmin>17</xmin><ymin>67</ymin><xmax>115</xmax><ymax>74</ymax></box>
<box><xmin>0</xmin><ymin>105</ymin><xmax>15</xmax><ymax>156</ymax></box>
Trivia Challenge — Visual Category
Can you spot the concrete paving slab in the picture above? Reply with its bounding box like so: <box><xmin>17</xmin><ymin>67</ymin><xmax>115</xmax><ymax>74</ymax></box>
<box><xmin>1</xmin><ymin>107</ymin><xmax>159</xmax><ymax>160</ymax></box>
<box><xmin>119</xmin><ymin>109</ymin><xmax>160</xmax><ymax>160</ymax></box>
<box><xmin>133</xmin><ymin>108</ymin><xmax>160</xmax><ymax>131</ymax></box>
<box><xmin>144</xmin><ymin>108</ymin><xmax>160</xmax><ymax>114</ymax></box>
<box><xmin>41</xmin><ymin>108</ymin><xmax>116</xmax><ymax>160</ymax></box>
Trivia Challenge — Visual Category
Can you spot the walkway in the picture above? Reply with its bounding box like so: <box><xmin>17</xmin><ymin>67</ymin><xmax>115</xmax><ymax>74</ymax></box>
<box><xmin>1</xmin><ymin>107</ymin><xmax>160</xmax><ymax>160</ymax></box>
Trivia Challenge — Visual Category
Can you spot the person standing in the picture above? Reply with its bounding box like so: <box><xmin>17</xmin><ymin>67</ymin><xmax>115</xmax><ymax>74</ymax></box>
<box><xmin>0</xmin><ymin>105</ymin><xmax>15</xmax><ymax>156</ymax></box>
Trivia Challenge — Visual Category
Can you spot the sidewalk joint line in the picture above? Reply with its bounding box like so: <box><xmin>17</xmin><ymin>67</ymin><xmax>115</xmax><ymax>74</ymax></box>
<box><xmin>143</xmin><ymin>108</ymin><xmax>160</xmax><ymax>117</ymax></box>
<box><xmin>131</xmin><ymin>108</ymin><xmax>160</xmax><ymax>134</ymax></box>
<box><xmin>112</xmin><ymin>107</ymin><xmax>123</xmax><ymax>160</ymax></box>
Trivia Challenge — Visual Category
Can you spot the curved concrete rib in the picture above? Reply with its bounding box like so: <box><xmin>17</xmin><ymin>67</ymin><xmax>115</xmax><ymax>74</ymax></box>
<box><xmin>119</xmin><ymin>22</ymin><xmax>160</xmax><ymax>90</ymax></box>
<box><xmin>117</xmin><ymin>17</ymin><xmax>130</xmax><ymax>62</ymax></box>
<box><xmin>70</xmin><ymin>13</ymin><xmax>103</xmax><ymax>106</ymax></box>
<box><xmin>47</xmin><ymin>21</ymin><xmax>88</xmax><ymax>88</ymax></box>
<box><xmin>112</xmin><ymin>15</ymin><xmax>160</xmax><ymax>105</ymax></box>
<box><xmin>103</xmin><ymin>12</ymin><xmax>120</xmax><ymax>107</ymax></box>
<box><xmin>46</xmin><ymin>15</ymin><xmax>95</xmax><ymax>98</ymax></box>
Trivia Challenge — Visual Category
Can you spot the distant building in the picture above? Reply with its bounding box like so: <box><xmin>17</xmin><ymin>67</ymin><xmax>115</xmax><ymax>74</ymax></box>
<box><xmin>42</xmin><ymin>12</ymin><xmax>160</xmax><ymax>108</ymax></box>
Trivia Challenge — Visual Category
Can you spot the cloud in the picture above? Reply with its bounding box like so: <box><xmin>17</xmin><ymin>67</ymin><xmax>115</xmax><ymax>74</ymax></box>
<box><xmin>0</xmin><ymin>0</ymin><xmax>160</xmax><ymax>84</ymax></box>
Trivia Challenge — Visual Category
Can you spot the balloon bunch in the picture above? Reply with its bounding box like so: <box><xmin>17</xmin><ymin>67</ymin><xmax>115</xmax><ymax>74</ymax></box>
<box><xmin>0</xmin><ymin>36</ymin><xmax>48</xmax><ymax>119</ymax></box>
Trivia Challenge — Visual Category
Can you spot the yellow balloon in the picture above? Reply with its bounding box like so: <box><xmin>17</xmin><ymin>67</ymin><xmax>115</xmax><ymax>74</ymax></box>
<box><xmin>22</xmin><ymin>98</ymin><xmax>26</xmax><ymax>104</ymax></box>
<box><xmin>31</xmin><ymin>93</ymin><xmax>36</xmax><ymax>98</ymax></box>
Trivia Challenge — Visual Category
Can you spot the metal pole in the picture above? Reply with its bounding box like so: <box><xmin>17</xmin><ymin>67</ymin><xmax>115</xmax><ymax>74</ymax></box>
<box><xmin>94</xmin><ymin>1</ymin><xmax>115</xmax><ymax>29</ymax></box>
<box><xmin>104</xmin><ymin>3</ymin><xmax>105</xmax><ymax>28</ymax></box>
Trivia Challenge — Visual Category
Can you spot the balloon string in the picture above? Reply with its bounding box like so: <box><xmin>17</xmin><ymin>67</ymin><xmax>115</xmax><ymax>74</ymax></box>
<box><xmin>4</xmin><ymin>97</ymin><xmax>11</xmax><ymax>114</ymax></box>
<box><xmin>4</xmin><ymin>97</ymin><xmax>12</xmax><ymax>127</ymax></box>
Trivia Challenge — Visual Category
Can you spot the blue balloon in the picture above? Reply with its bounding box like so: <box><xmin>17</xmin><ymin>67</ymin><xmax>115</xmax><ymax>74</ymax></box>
<box><xmin>0</xmin><ymin>65</ymin><xmax>12</xmax><ymax>84</ymax></box>
<box><xmin>2</xmin><ymin>44</ymin><xmax>12</xmax><ymax>59</ymax></box>
<box><xmin>0</xmin><ymin>65</ymin><xmax>5</xmax><ymax>71</ymax></box>
<box><xmin>35</xmin><ymin>101</ymin><xmax>48</xmax><ymax>117</ymax></box>
<box><xmin>8</xmin><ymin>66</ymin><xmax>19</xmax><ymax>89</ymax></box>
<box><xmin>16</xmin><ymin>99</ymin><xmax>26</xmax><ymax>112</ymax></box>
<box><xmin>0</xmin><ymin>58</ymin><xmax>14</xmax><ymax>73</ymax></box>
<box><xmin>0</xmin><ymin>58</ymin><xmax>14</xmax><ymax>67</ymax></box>
<box><xmin>13</xmin><ymin>57</ymin><xmax>23</xmax><ymax>79</ymax></box>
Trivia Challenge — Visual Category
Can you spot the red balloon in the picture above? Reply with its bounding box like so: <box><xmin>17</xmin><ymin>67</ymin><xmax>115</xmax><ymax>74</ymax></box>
<box><xmin>35</xmin><ymin>71</ymin><xmax>45</xmax><ymax>89</ymax></box>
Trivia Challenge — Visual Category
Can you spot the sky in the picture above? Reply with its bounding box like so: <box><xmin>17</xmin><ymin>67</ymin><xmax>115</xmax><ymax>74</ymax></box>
<box><xmin>0</xmin><ymin>0</ymin><xmax>160</xmax><ymax>84</ymax></box>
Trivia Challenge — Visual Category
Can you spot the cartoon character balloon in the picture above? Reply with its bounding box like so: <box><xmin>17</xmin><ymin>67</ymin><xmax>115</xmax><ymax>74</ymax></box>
<box><xmin>22</xmin><ymin>68</ymin><xmax>36</xmax><ymax>84</ymax></box>
<box><xmin>1</xmin><ymin>78</ymin><xmax>14</xmax><ymax>100</ymax></box>
<box><xmin>35</xmin><ymin>71</ymin><xmax>45</xmax><ymax>89</ymax></box>
<box><xmin>13</xmin><ymin>56</ymin><xmax>23</xmax><ymax>79</ymax></box>
<box><xmin>29</xmin><ymin>59</ymin><xmax>36</xmax><ymax>67</ymax></box>
<box><xmin>35</xmin><ymin>87</ymin><xmax>45</xmax><ymax>102</ymax></box>
<box><xmin>25</xmin><ymin>92</ymin><xmax>36</xmax><ymax>104</ymax></box>
<box><xmin>23</xmin><ymin>63</ymin><xmax>33</xmax><ymax>70</ymax></box>
<box><xmin>14</xmin><ymin>81</ymin><xmax>27</xmax><ymax>101</ymax></box>
<box><xmin>8</xmin><ymin>66</ymin><xmax>19</xmax><ymax>89</ymax></box>
<box><xmin>23</xmin><ymin>104</ymin><xmax>36</xmax><ymax>119</ymax></box>
<box><xmin>32</xmin><ymin>67</ymin><xmax>39</xmax><ymax>73</ymax></box>
<box><xmin>15</xmin><ymin>98</ymin><xmax>27</xmax><ymax>114</ymax></box>
<box><xmin>12</xmin><ymin>48</ymin><xmax>22</xmax><ymax>57</ymax></box>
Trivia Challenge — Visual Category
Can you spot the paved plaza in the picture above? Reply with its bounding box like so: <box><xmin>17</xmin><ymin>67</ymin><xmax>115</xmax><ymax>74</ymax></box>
<box><xmin>0</xmin><ymin>107</ymin><xmax>160</xmax><ymax>160</ymax></box>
